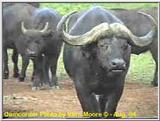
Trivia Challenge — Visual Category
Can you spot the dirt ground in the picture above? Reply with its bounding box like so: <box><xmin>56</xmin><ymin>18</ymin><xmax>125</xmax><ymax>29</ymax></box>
<box><xmin>2</xmin><ymin>77</ymin><xmax>158</xmax><ymax>119</ymax></box>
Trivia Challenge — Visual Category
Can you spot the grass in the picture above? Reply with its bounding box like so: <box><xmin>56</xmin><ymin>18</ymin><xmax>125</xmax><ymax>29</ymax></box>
<box><xmin>127</xmin><ymin>52</ymin><xmax>155</xmax><ymax>84</ymax></box>
<box><xmin>7</xmin><ymin>3</ymin><xmax>157</xmax><ymax>85</ymax></box>
<box><xmin>40</xmin><ymin>3</ymin><xmax>158</xmax><ymax>15</ymax></box>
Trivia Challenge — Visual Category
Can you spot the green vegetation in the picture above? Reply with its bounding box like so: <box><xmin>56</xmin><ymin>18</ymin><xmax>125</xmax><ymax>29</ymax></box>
<box><xmin>40</xmin><ymin>3</ymin><xmax>157</xmax><ymax>15</ymax></box>
<box><xmin>8</xmin><ymin>3</ymin><xmax>157</xmax><ymax>85</ymax></box>
<box><xmin>127</xmin><ymin>52</ymin><xmax>155</xmax><ymax>84</ymax></box>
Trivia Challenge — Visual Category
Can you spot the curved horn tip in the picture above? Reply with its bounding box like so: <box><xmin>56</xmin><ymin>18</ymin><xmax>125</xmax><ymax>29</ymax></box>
<box><xmin>137</xmin><ymin>11</ymin><xmax>157</xmax><ymax>25</ymax></box>
<box><xmin>21</xmin><ymin>21</ymin><xmax>27</xmax><ymax>34</ymax></box>
<box><xmin>57</xmin><ymin>11</ymin><xmax>77</xmax><ymax>32</ymax></box>
<box><xmin>39</xmin><ymin>22</ymin><xmax>49</xmax><ymax>33</ymax></box>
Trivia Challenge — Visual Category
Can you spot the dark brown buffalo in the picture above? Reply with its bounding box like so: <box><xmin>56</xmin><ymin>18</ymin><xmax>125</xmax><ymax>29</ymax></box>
<box><xmin>3</xmin><ymin>3</ymin><xmax>37</xmax><ymax>79</ymax></box>
<box><xmin>65</xmin><ymin>7</ymin><xmax>158</xmax><ymax>86</ymax></box>
<box><xmin>57</xmin><ymin>6</ymin><xmax>156</xmax><ymax>118</ymax></box>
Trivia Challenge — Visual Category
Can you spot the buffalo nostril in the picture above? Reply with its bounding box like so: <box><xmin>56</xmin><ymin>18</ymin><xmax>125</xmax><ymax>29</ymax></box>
<box><xmin>112</xmin><ymin>61</ymin><xmax>117</xmax><ymax>66</ymax></box>
<box><xmin>111</xmin><ymin>59</ymin><xmax>126</xmax><ymax>69</ymax></box>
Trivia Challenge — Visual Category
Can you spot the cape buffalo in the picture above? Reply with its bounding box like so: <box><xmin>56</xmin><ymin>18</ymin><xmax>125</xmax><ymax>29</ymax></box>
<box><xmin>57</xmin><ymin>6</ymin><xmax>156</xmax><ymax>118</ymax></box>
<box><xmin>2</xmin><ymin>3</ymin><xmax>40</xmax><ymax>79</ymax></box>
<box><xmin>18</xmin><ymin>8</ymin><xmax>62</xmax><ymax>90</ymax></box>
<box><xmin>2</xmin><ymin>3</ymin><xmax>36</xmax><ymax>79</ymax></box>
<box><xmin>65</xmin><ymin>7</ymin><xmax>158</xmax><ymax>86</ymax></box>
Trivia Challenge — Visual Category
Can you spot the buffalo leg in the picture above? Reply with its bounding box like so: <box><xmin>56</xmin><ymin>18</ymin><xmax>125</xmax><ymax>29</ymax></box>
<box><xmin>42</xmin><ymin>56</ymin><xmax>50</xmax><ymax>85</ymax></box>
<box><xmin>31</xmin><ymin>60</ymin><xmax>35</xmax><ymax>81</ymax></box>
<box><xmin>12</xmin><ymin>49</ymin><xmax>19</xmax><ymax>78</ymax></box>
<box><xmin>32</xmin><ymin>56</ymin><xmax>43</xmax><ymax>90</ymax></box>
<box><xmin>102</xmin><ymin>90</ymin><xmax>123</xmax><ymax>118</ymax></box>
<box><xmin>19</xmin><ymin>56</ymin><xmax>29</xmax><ymax>81</ymax></box>
<box><xmin>74</xmin><ymin>79</ymin><xmax>100</xmax><ymax>118</ymax></box>
<box><xmin>99</xmin><ymin>95</ymin><xmax>107</xmax><ymax>113</ymax></box>
<box><xmin>3</xmin><ymin>48</ymin><xmax>9</xmax><ymax>79</ymax></box>
<box><xmin>47</xmin><ymin>55</ymin><xmax>59</xmax><ymax>89</ymax></box>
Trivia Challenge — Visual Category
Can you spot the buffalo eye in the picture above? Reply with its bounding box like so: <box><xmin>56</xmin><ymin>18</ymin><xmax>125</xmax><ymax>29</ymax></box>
<box><xmin>99</xmin><ymin>44</ymin><xmax>108</xmax><ymax>50</ymax></box>
<box><xmin>122</xmin><ymin>43</ymin><xmax>128</xmax><ymax>50</ymax></box>
<box><xmin>105</xmin><ymin>45</ymin><xmax>108</xmax><ymax>50</ymax></box>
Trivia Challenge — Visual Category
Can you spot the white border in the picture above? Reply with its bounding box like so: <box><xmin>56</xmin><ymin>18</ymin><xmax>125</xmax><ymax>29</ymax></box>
<box><xmin>0</xmin><ymin>1</ymin><xmax>2</xmax><ymax>121</ymax></box>
<box><xmin>1</xmin><ymin>0</ymin><xmax>160</xmax><ymax>2</ymax></box>
<box><xmin>1</xmin><ymin>1</ymin><xmax>159</xmax><ymax>121</ymax></box>
<box><xmin>158</xmin><ymin>2</ymin><xmax>160</xmax><ymax>121</ymax></box>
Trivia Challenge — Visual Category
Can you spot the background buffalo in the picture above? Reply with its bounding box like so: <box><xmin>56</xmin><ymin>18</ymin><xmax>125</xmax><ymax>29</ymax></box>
<box><xmin>3</xmin><ymin>3</ymin><xmax>37</xmax><ymax>79</ymax></box>
<box><xmin>19</xmin><ymin>8</ymin><xmax>62</xmax><ymax>89</ymax></box>
<box><xmin>3</xmin><ymin>3</ymin><xmax>62</xmax><ymax>90</ymax></box>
